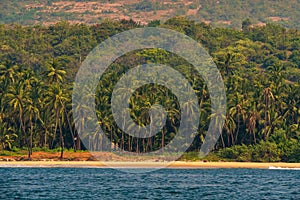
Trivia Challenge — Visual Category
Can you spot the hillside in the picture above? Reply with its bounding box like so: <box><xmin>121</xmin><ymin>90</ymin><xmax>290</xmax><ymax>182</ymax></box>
<box><xmin>0</xmin><ymin>0</ymin><xmax>299</xmax><ymax>29</ymax></box>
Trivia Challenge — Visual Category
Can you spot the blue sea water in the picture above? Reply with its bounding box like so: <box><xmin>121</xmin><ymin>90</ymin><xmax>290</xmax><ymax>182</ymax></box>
<box><xmin>0</xmin><ymin>168</ymin><xmax>299</xmax><ymax>200</ymax></box>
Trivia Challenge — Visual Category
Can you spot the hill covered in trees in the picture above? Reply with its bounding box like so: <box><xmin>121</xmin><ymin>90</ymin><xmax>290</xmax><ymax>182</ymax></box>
<box><xmin>0</xmin><ymin>17</ymin><xmax>299</xmax><ymax>162</ymax></box>
<box><xmin>0</xmin><ymin>0</ymin><xmax>300</xmax><ymax>29</ymax></box>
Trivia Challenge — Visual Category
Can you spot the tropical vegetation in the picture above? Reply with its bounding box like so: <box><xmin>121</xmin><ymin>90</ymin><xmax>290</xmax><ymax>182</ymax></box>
<box><xmin>0</xmin><ymin>17</ymin><xmax>299</xmax><ymax>161</ymax></box>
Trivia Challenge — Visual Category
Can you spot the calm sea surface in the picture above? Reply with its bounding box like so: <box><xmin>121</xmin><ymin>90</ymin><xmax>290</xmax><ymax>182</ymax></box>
<box><xmin>0</xmin><ymin>168</ymin><xmax>299</xmax><ymax>199</ymax></box>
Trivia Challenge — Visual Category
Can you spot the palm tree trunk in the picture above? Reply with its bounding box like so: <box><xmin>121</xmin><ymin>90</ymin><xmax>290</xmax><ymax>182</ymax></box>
<box><xmin>99</xmin><ymin>134</ymin><xmax>102</xmax><ymax>151</ymax></box>
<box><xmin>110</xmin><ymin>128</ymin><xmax>113</xmax><ymax>152</ymax></box>
<box><xmin>130</xmin><ymin>136</ymin><xmax>134</xmax><ymax>152</ymax></box>
<box><xmin>136</xmin><ymin>138</ymin><xmax>139</xmax><ymax>153</ymax></box>
<box><xmin>76</xmin><ymin>133</ymin><xmax>81</xmax><ymax>150</ymax></box>
<box><xmin>44</xmin><ymin>130</ymin><xmax>47</xmax><ymax>148</ymax></box>
<box><xmin>147</xmin><ymin>138</ymin><xmax>152</xmax><ymax>152</ymax></box>
<box><xmin>161</xmin><ymin>130</ymin><xmax>165</xmax><ymax>153</ymax></box>
<box><xmin>142</xmin><ymin>139</ymin><xmax>145</xmax><ymax>153</ymax></box>
<box><xmin>227</xmin><ymin>133</ymin><xmax>230</xmax><ymax>146</ymax></box>
<box><xmin>128</xmin><ymin>135</ymin><xmax>131</xmax><ymax>151</ymax></box>
<box><xmin>64</xmin><ymin>107</ymin><xmax>76</xmax><ymax>151</ymax></box>
<box><xmin>20</xmin><ymin>114</ymin><xmax>31</xmax><ymax>159</ymax></box>
<box><xmin>264</xmin><ymin>109</ymin><xmax>268</xmax><ymax>140</ymax></box>
<box><xmin>231</xmin><ymin>132</ymin><xmax>235</xmax><ymax>146</ymax></box>
<box><xmin>121</xmin><ymin>132</ymin><xmax>124</xmax><ymax>152</ymax></box>
<box><xmin>220</xmin><ymin>131</ymin><xmax>225</xmax><ymax>149</ymax></box>
<box><xmin>30</xmin><ymin>120</ymin><xmax>33</xmax><ymax>156</ymax></box>
<box><xmin>59</xmin><ymin>118</ymin><xmax>64</xmax><ymax>159</ymax></box>
<box><xmin>235</xmin><ymin>115</ymin><xmax>240</xmax><ymax>144</ymax></box>
<box><xmin>51</xmin><ymin>113</ymin><xmax>58</xmax><ymax>149</ymax></box>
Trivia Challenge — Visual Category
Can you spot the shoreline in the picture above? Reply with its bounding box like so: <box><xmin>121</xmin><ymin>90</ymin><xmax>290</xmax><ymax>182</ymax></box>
<box><xmin>1</xmin><ymin>161</ymin><xmax>300</xmax><ymax>169</ymax></box>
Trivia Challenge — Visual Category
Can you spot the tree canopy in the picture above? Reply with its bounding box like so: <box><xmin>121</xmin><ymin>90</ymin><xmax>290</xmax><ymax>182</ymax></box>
<box><xmin>0</xmin><ymin>17</ymin><xmax>299</xmax><ymax>161</ymax></box>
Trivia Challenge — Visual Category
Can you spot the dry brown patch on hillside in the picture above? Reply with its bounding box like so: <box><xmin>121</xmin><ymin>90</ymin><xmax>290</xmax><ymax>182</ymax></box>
<box><xmin>269</xmin><ymin>16</ymin><xmax>289</xmax><ymax>22</ymax></box>
<box><xmin>187</xmin><ymin>7</ymin><xmax>200</xmax><ymax>16</ymax></box>
<box><xmin>217</xmin><ymin>20</ymin><xmax>232</xmax><ymax>25</ymax></box>
<box><xmin>254</xmin><ymin>22</ymin><xmax>267</xmax><ymax>27</ymax></box>
<box><xmin>25</xmin><ymin>3</ymin><xmax>45</xmax><ymax>9</ymax></box>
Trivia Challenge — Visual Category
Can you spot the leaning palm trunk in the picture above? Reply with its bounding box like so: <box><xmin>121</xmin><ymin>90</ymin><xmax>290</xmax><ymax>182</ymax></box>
<box><xmin>58</xmin><ymin>117</ymin><xmax>64</xmax><ymax>159</ymax></box>
<box><xmin>64</xmin><ymin>107</ymin><xmax>76</xmax><ymax>151</ymax></box>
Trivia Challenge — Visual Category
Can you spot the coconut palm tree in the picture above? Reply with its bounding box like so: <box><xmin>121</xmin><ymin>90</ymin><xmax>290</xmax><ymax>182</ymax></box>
<box><xmin>0</xmin><ymin>64</ymin><xmax>19</xmax><ymax>84</ymax></box>
<box><xmin>247</xmin><ymin>103</ymin><xmax>259</xmax><ymax>144</ymax></box>
<box><xmin>45</xmin><ymin>59</ymin><xmax>66</xmax><ymax>83</ymax></box>
<box><xmin>24</xmin><ymin>99</ymin><xmax>39</xmax><ymax>156</ymax></box>
<box><xmin>0</xmin><ymin>122</ymin><xmax>17</xmax><ymax>150</ymax></box>
<box><xmin>262</xmin><ymin>87</ymin><xmax>275</xmax><ymax>140</ymax></box>
<box><xmin>45</xmin><ymin>84</ymin><xmax>68</xmax><ymax>159</ymax></box>
<box><xmin>5</xmin><ymin>81</ymin><xmax>31</xmax><ymax>158</ymax></box>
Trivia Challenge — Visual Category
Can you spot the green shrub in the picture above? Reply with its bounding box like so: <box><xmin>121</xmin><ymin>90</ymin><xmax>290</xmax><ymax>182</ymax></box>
<box><xmin>11</xmin><ymin>146</ymin><xmax>21</xmax><ymax>152</ymax></box>
<box><xmin>252</xmin><ymin>141</ymin><xmax>281</xmax><ymax>162</ymax></box>
<box><xmin>180</xmin><ymin>151</ymin><xmax>199</xmax><ymax>161</ymax></box>
<box><xmin>284</xmin><ymin>139</ymin><xmax>300</xmax><ymax>162</ymax></box>
<box><xmin>218</xmin><ymin>144</ymin><xmax>252</xmax><ymax>161</ymax></box>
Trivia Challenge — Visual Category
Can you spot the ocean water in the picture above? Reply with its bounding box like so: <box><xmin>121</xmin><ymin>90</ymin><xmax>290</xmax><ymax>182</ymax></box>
<box><xmin>0</xmin><ymin>168</ymin><xmax>299</xmax><ymax>199</ymax></box>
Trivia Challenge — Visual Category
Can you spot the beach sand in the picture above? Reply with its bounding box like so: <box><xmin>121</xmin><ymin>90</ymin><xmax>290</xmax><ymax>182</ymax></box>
<box><xmin>1</xmin><ymin>161</ymin><xmax>300</xmax><ymax>169</ymax></box>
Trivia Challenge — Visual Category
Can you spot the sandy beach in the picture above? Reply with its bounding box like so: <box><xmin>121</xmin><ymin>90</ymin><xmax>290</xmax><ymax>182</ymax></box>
<box><xmin>1</xmin><ymin>152</ymin><xmax>299</xmax><ymax>169</ymax></box>
<box><xmin>1</xmin><ymin>161</ymin><xmax>300</xmax><ymax>169</ymax></box>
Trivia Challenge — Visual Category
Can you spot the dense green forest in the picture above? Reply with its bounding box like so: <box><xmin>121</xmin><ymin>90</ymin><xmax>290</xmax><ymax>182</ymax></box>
<box><xmin>0</xmin><ymin>17</ymin><xmax>299</xmax><ymax>161</ymax></box>
<box><xmin>0</xmin><ymin>0</ymin><xmax>299</xmax><ymax>29</ymax></box>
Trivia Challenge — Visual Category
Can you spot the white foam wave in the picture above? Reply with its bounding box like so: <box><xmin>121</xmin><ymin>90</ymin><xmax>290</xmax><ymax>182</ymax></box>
<box><xmin>269</xmin><ymin>166</ymin><xmax>300</xmax><ymax>170</ymax></box>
